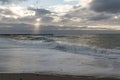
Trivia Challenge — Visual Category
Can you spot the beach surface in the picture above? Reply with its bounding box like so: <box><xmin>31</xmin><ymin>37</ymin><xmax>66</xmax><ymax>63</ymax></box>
<box><xmin>0</xmin><ymin>73</ymin><xmax>120</xmax><ymax>80</ymax></box>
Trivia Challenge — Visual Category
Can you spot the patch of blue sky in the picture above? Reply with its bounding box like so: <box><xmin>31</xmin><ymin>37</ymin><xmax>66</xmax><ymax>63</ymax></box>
<box><xmin>19</xmin><ymin>0</ymin><xmax>78</xmax><ymax>9</ymax></box>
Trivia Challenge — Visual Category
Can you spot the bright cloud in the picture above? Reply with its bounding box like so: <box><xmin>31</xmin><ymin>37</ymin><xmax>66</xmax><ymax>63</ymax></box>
<box><xmin>52</xmin><ymin>16</ymin><xmax>62</xmax><ymax>22</ymax></box>
<box><xmin>9</xmin><ymin>4</ymin><xmax>35</xmax><ymax>17</ymax></box>
<box><xmin>49</xmin><ymin>5</ymin><xmax>73</xmax><ymax>13</ymax></box>
<box><xmin>78</xmin><ymin>0</ymin><xmax>92</xmax><ymax>7</ymax></box>
<box><xmin>0</xmin><ymin>14</ymin><xmax>18</xmax><ymax>19</ymax></box>
<box><xmin>0</xmin><ymin>4</ymin><xmax>35</xmax><ymax>19</ymax></box>
<box><xmin>36</xmin><ymin>18</ymin><xmax>41</xmax><ymax>22</ymax></box>
<box><xmin>64</xmin><ymin>0</ymin><xmax>93</xmax><ymax>8</ymax></box>
<box><xmin>64</xmin><ymin>0</ymin><xmax>78</xmax><ymax>2</ymax></box>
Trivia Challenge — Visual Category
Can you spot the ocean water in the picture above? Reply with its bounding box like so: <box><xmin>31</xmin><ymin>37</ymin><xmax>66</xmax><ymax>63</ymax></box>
<box><xmin>0</xmin><ymin>34</ymin><xmax>120</xmax><ymax>77</ymax></box>
<box><xmin>7</xmin><ymin>34</ymin><xmax>120</xmax><ymax>49</ymax></box>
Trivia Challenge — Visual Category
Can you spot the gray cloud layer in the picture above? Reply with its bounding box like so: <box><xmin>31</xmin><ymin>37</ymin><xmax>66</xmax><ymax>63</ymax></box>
<box><xmin>90</xmin><ymin>0</ymin><xmax>120</xmax><ymax>13</ymax></box>
<box><xmin>28</xmin><ymin>8</ymin><xmax>51</xmax><ymax>15</ymax></box>
<box><xmin>0</xmin><ymin>0</ymin><xmax>9</xmax><ymax>3</ymax></box>
<box><xmin>88</xmin><ymin>14</ymin><xmax>112</xmax><ymax>21</ymax></box>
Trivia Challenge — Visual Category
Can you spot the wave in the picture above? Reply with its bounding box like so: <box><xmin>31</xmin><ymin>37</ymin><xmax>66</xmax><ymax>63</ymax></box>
<box><xmin>2</xmin><ymin>35</ymin><xmax>120</xmax><ymax>59</ymax></box>
<box><xmin>13</xmin><ymin>38</ymin><xmax>120</xmax><ymax>59</ymax></box>
<box><xmin>50</xmin><ymin>42</ymin><xmax>120</xmax><ymax>59</ymax></box>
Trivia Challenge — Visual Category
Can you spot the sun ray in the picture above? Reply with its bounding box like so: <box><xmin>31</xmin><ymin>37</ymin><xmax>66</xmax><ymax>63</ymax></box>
<box><xmin>33</xmin><ymin>18</ymin><xmax>41</xmax><ymax>34</ymax></box>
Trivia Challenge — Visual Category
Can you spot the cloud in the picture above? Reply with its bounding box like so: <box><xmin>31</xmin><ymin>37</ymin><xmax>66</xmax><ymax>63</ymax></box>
<box><xmin>88</xmin><ymin>14</ymin><xmax>112</xmax><ymax>21</ymax></box>
<box><xmin>9</xmin><ymin>5</ymin><xmax>35</xmax><ymax>17</ymax></box>
<box><xmin>56</xmin><ymin>4</ymin><xmax>119</xmax><ymax>26</ymax></box>
<box><xmin>0</xmin><ymin>0</ymin><xmax>9</xmax><ymax>3</ymax></box>
<box><xmin>90</xmin><ymin>0</ymin><xmax>120</xmax><ymax>13</ymax></box>
<box><xmin>64</xmin><ymin>0</ymin><xmax>78</xmax><ymax>2</ymax></box>
<box><xmin>0</xmin><ymin>4</ymin><xmax>35</xmax><ymax>19</ymax></box>
<box><xmin>41</xmin><ymin>16</ymin><xmax>53</xmax><ymax>23</ymax></box>
<box><xmin>28</xmin><ymin>8</ymin><xmax>54</xmax><ymax>23</ymax></box>
<box><xmin>0</xmin><ymin>4</ymin><xmax>54</xmax><ymax>25</ymax></box>
<box><xmin>52</xmin><ymin>16</ymin><xmax>62</xmax><ymax>22</ymax></box>
<box><xmin>28</xmin><ymin>8</ymin><xmax>51</xmax><ymax>15</ymax></box>
<box><xmin>1</xmin><ymin>0</ymin><xmax>120</xmax><ymax>29</ymax></box>
<box><xmin>49</xmin><ymin>4</ymin><xmax>73</xmax><ymax>13</ymax></box>
<box><xmin>78</xmin><ymin>0</ymin><xmax>92</xmax><ymax>8</ymax></box>
<box><xmin>0</xmin><ymin>6</ymin><xmax>18</xmax><ymax>19</ymax></box>
<box><xmin>0</xmin><ymin>0</ymin><xmax>26</xmax><ymax>4</ymax></box>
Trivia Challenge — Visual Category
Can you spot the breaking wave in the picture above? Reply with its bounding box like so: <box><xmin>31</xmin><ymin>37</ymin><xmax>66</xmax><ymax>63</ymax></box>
<box><xmin>11</xmin><ymin>35</ymin><xmax>120</xmax><ymax>59</ymax></box>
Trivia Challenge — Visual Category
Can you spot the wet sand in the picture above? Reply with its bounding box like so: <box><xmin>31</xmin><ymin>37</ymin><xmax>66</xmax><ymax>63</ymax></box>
<box><xmin>0</xmin><ymin>73</ymin><xmax>120</xmax><ymax>80</ymax></box>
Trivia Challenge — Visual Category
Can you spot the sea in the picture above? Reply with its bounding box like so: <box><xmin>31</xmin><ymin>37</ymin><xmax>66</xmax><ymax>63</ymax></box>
<box><xmin>0</xmin><ymin>34</ymin><xmax>120</xmax><ymax>78</ymax></box>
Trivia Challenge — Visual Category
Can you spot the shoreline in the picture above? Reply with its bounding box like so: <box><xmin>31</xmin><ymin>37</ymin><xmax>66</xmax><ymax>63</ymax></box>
<box><xmin>0</xmin><ymin>73</ymin><xmax>120</xmax><ymax>80</ymax></box>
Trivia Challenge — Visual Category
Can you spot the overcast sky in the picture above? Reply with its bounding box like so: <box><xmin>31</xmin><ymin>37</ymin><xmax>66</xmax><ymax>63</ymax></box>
<box><xmin>0</xmin><ymin>0</ymin><xmax>120</xmax><ymax>30</ymax></box>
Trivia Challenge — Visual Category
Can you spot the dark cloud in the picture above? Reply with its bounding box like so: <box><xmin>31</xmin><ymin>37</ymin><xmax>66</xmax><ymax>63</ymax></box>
<box><xmin>0</xmin><ymin>0</ymin><xmax>26</xmax><ymax>4</ymax></box>
<box><xmin>28</xmin><ymin>8</ymin><xmax>53</xmax><ymax>23</ymax></box>
<box><xmin>41</xmin><ymin>16</ymin><xmax>53</xmax><ymax>23</ymax></box>
<box><xmin>90</xmin><ymin>0</ymin><xmax>120</xmax><ymax>13</ymax></box>
<box><xmin>28</xmin><ymin>8</ymin><xmax>51</xmax><ymax>15</ymax></box>
<box><xmin>0</xmin><ymin>0</ymin><xmax>9</xmax><ymax>3</ymax></box>
<box><xmin>88</xmin><ymin>14</ymin><xmax>112</xmax><ymax>21</ymax></box>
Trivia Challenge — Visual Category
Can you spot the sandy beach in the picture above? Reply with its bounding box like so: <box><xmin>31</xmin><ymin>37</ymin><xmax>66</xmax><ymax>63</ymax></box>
<box><xmin>0</xmin><ymin>73</ymin><xmax>120</xmax><ymax>80</ymax></box>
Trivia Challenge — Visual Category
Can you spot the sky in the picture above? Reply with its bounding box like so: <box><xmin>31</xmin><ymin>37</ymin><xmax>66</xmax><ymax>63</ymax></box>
<box><xmin>0</xmin><ymin>0</ymin><xmax>120</xmax><ymax>31</ymax></box>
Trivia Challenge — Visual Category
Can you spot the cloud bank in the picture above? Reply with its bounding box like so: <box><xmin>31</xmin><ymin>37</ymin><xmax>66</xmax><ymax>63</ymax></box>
<box><xmin>90</xmin><ymin>0</ymin><xmax>120</xmax><ymax>13</ymax></box>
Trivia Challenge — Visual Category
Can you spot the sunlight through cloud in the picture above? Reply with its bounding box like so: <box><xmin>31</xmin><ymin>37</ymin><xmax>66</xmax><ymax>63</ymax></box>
<box><xmin>33</xmin><ymin>18</ymin><xmax>41</xmax><ymax>34</ymax></box>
